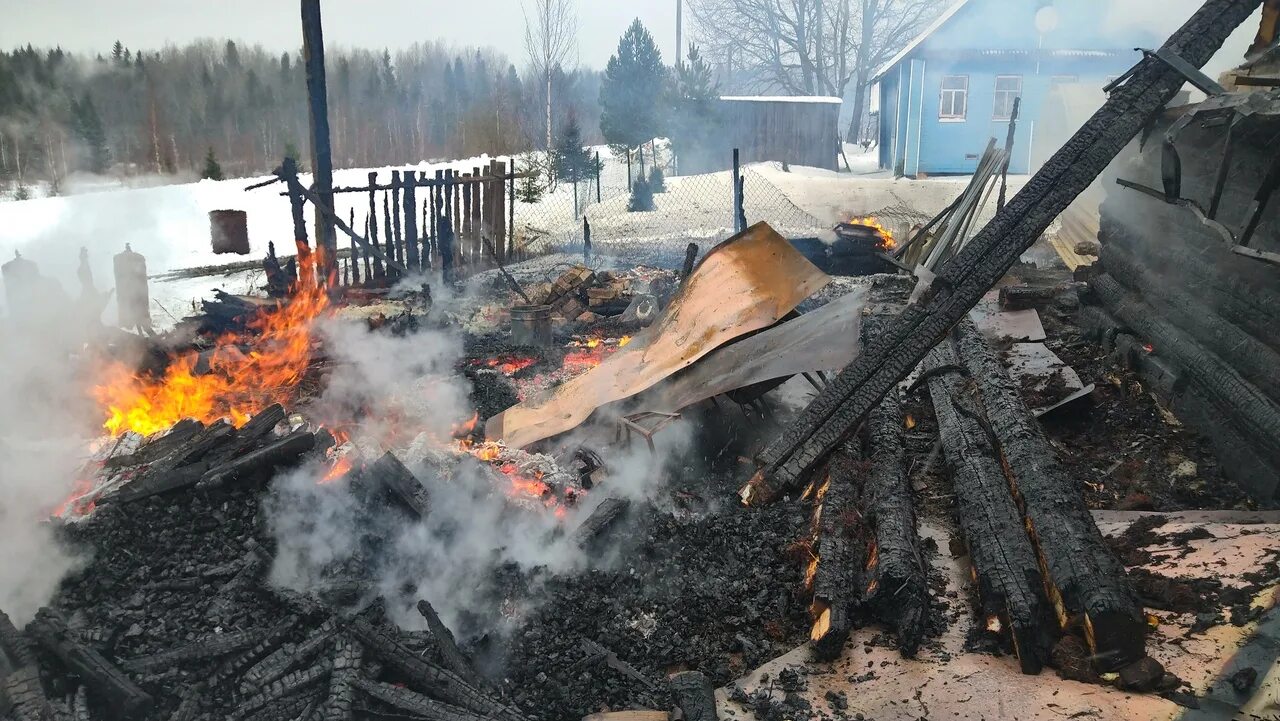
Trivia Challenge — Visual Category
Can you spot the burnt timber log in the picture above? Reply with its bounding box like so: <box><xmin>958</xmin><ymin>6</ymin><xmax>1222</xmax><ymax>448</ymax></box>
<box><xmin>352</xmin><ymin>679</ymin><xmax>490</xmax><ymax>721</ymax></box>
<box><xmin>347</xmin><ymin>619</ymin><xmax>526</xmax><ymax>721</ymax></box>
<box><xmin>1090</xmin><ymin>274</ymin><xmax>1280</xmax><ymax>479</ymax></box>
<box><xmin>859</xmin><ymin>386</ymin><xmax>929</xmax><ymax>658</ymax></box>
<box><xmin>0</xmin><ymin>611</ymin><xmax>36</xmax><ymax>669</ymax></box>
<box><xmin>197</xmin><ymin>429</ymin><xmax>317</xmax><ymax>490</ymax></box>
<box><xmin>109</xmin><ymin>421</ymin><xmax>236</xmax><ymax>503</ymax></box>
<box><xmin>1100</xmin><ymin>241</ymin><xmax>1280</xmax><ymax>400</ymax></box>
<box><xmin>239</xmin><ymin>617</ymin><xmax>340</xmax><ymax>695</ymax></box>
<box><xmin>368</xmin><ymin>451</ymin><xmax>431</xmax><ymax>518</ymax></box>
<box><xmin>571</xmin><ymin>498</ymin><xmax>631</xmax><ymax>548</ymax></box>
<box><xmin>228</xmin><ymin>658</ymin><xmax>332</xmax><ymax>720</ymax></box>
<box><xmin>26</xmin><ymin>608</ymin><xmax>153</xmax><ymax>719</ymax></box>
<box><xmin>951</xmin><ymin>318</ymin><xmax>1144</xmax><ymax>669</ymax></box>
<box><xmin>415</xmin><ymin>600</ymin><xmax>478</xmax><ymax>683</ymax></box>
<box><xmin>742</xmin><ymin>0</ymin><xmax>1263</xmax><ymax>503</ymax></box>
<box><xmin>104</xmin><ymin>418</ymin><xmax>203</xmax><ymax>470</ymax></box>
<box><xmin>120</xmin><ymin>629</ymin><xmax>260</xmax><ymax>674</ymax></box>
<box><xmin>668</xmin><ymin>671</ymin><xmax>717</xmax><ymax>721</ymax></box>
<box><xmin>808</xmin><ymin>446</ymin><xmax>860</xmax><ymax>661</ymax></box>
<box><xmin>317</xmin><ymin>636</ymin><xmax>361</xmax><ymax>721</ymax></box>
<box><xmin>923</xmin><ymin>345</ymin><xmax>1052</xmax><ymax>674</ymax></box>
<box><xmin>3</xmin><ymin>666</ymin><xmax>55</xmax><ymax>721</ymax></box>
<box><xmin>206</xmin><ymin>615</ymin><xmax>301</xmax><ymax>690</ymax></box>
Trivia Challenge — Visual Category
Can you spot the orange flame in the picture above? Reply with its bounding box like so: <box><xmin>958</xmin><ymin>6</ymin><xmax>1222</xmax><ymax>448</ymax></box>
<box><xmin>477</xmin><ymin>355</ymin><xmax>537</xmax><ymax>376</ymax></box>
<box><xmin>848</xmin><ymin>215</ymin><xmax>896</xmax><ymax>249</ymax></box>
<box><xmin>93</xmin><ymin>281</ymin><xmax>330</xmax><ymax>437</ymax></box>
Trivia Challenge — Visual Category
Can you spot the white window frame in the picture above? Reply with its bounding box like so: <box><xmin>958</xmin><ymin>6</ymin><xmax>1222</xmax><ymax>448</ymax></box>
<box><xmin>993</xmin><ymin>75</ymin><xmax>1023</xmax><ymax>121</ymax></box>
<box><xmin>939</xmin><ymin>75</ymin><xmax>968</xmax><ymax>121</ymax></box>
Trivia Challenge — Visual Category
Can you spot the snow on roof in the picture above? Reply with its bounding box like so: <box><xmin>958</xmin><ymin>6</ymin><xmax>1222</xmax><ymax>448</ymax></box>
<box><xmin>872</xmin><ymin>0</ymin><xmax>973</xmax><ymax>82</ymax></box>
<box><xmin>719</xmin><ymin>95</ymin><xmax>843</xmax><ymax>104</ymax></box>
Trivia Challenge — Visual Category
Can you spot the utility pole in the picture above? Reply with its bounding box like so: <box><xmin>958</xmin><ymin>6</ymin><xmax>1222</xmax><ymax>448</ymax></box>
<box><xmin>676</xmin><ymin>0</ymin><xmax>683</xmax><ymax>64</ymax></box>
<box><xmin>301</xmin><ymin>0</ymin><xmax>336</xmax><ymax>284</ymax></box>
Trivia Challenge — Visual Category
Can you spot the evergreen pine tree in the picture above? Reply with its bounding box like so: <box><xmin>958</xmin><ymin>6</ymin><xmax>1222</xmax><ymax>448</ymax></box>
<box><xmin>553</xmin><ymin>112</ymin><xmax>592</xmax><ymax>185</ymax></box>
<box><xmin>599</xmin><ymin>20</ymin><xmax>667</xmax><ymax>153</ymax></box>
<box><xmin>202</xmin><ymin>147</ymin><xmax>224</xmax><ymax>181</ymax></box>
<box><xmin>73</xmin><ymin>92</ymin><xmax>109</xmax><ymax>173</ymax></box>
<box><xmin>283</xmin><ymin>141</ymin><xmax>304</xmax><ymax>172</ymax></box>
<box><xmin>648</xmin><ymin>165</ymin><xmax>666</xmax><ymax>193</ymax></box>
<box><xmin>628</xmin><ymin>176</ymin><xmax>654</xmax><ymax>212</ymax></box>
<box><xmin>516</xmin><ymin>155</ymin><xmax>544</xmax><ymax>204</ymax></box>
<box><xmin>111</xmin><ymin>40</ymin><xmax>124</xmax><ymax>64</ymax></box>
<box><xmin>669</xmin><ymin>44</ymin><xmax>720</xmax><ymax>172</ymax></box>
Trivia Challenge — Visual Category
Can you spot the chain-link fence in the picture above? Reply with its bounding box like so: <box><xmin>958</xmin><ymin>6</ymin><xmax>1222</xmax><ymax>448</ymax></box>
<box><xmin>509</xmin><ymin>148</ymin><xmax>827</xmax><ymax>268</ymax></box>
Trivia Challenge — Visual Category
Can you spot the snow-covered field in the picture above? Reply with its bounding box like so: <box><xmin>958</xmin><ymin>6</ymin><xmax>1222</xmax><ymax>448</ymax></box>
<box><xmin>0</xmin><ymin>142</ymin><xmax>1018</xmax><ymax>323</ymax></box>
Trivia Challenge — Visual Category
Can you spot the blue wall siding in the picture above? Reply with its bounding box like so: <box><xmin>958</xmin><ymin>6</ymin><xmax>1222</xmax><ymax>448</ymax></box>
<box><xmin>879</xmin><ymin>71</ymin><xmax>899</xmax><ymax>170</ymax></box>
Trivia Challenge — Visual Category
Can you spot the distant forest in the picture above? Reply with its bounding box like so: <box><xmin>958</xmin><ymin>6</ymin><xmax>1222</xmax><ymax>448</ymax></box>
<box><xmin>0</xmin><ymin>39</ymin><xmax>604</xmax><ymax>190</ymax></box>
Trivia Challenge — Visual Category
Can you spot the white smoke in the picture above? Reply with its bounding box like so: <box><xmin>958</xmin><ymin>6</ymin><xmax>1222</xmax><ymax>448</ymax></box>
<box><xmin>262</xmin><ymin>313</ymin><xmax>693</xmax><ymax>633</ymax></box>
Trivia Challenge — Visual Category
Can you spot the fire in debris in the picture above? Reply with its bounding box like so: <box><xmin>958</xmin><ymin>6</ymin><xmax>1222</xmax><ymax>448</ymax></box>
<box><xmin>846</xmin><ymin>215</ymin><xmax>896</xmax><ymax>250</ymax></box>
<box><xmin>563</xmin><ymin>335</ymin><xmax>632</xmax><ymax>373</ymax></box>
<box><xmin>92</xmin><ymin>284</ymin><xmax>330</xmax><ymax>437</ymax></box>
<box><xmin>473</xmin><ymin>354</ymin><xmax>537</xmax><ymax>376</ymax></box>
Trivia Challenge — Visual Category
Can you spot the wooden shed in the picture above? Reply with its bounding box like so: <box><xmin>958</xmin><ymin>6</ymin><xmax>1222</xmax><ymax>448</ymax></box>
<box><xmin>678</xmin><ymin>96</ymin><xmax>842</xmax><ymax>174</ymax></box>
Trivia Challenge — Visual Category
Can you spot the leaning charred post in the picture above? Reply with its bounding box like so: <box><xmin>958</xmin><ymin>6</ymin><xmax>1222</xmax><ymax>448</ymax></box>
<box><xmin>923</xmin><ymin>344</ymin><xmax>1052</xmax><ymax>674</ymax></box>
<box><xmin>858</xmin><ymin>386</ymin><xmax>929</xmax><ymax>657</ymax></box>
<box><xmin>668</xmin><ymin>671</ymin><xmax>718</xmax><ymax>721</ymax></box>
<box><xmin>951</xmin><ymin>318</ymin><xmax>1145</xmax><ymax>669</ymax></box>
<box><xmin>416</xmin><ymin>600</ymin><xmax>479</xmax><ymax>683</ymax></box>
<box><xmin>743</xmin><ymin>0</ymin><xmax>1263</xmax><ymax>501</ymax></box>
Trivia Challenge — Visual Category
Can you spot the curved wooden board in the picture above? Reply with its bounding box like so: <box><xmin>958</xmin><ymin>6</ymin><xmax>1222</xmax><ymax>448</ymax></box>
<box><xmin>486</xmin><ymin>223</ymin><xmax>830</xmax><ymax>448</ymax></box>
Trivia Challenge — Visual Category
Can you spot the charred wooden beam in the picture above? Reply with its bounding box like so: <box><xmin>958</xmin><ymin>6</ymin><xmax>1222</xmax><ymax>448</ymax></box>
<box><xmin>352</xmin><ymin>679</ymin><xmax>490</xmax><ymax>721</ymax></box>
<box><xmin>808</xmin><ymin>446</ymin><xmax>860</xmax><ymax>661</ymax></box>
<box><xmin>315</xmin><ymin>636</ymin><xmax>361</xmax><ymax>721</ymax></box>
<box><xmin>228</xmin><ymin>658</ymin><xmax>332</xmax><ymax>720</ymax></box>
<box><xmin>923</xmin><ymin>345</ymin><xmax>1052</xmax><ymax>674</ymax></box>
<box><xmin>26</xmin><ymin>608</ymin><xmax>153</xmax><ymax>718</ymax></box>
<box><xmin>0</xmin><ymin>610</ymin><xmax>36</xmax><ymax>669</ymax></box>
<box><xmin>109</xmin><ymin>421</ymin><xmax>236</xmax><ymax>503</ymax></box>
<box><xmin>571</xmin><ymin>498</ymin><xmax>631</xmax><ymax>548</ymax></box>
<box><xmin>120</xmin><ymin>629</ymin><xmax>259</xmax><ymax>674</ymax></box>
<box><xmin>997</xmin><ymin>284</ymin><xmax>1069</xmax><ymax>310</ymax></box>
<box><xmin>239</xmin><ymin>618</ymin><xmax>339</xmax><ymax>696</ymax></box>
<box><xmin>1090</xmin><ymin>273</ymin><xmax>1280</xmax><ymax>473</ymax></box>
<box><xmin>415</xmin><ymin>601</ymin><xmax>478</xmax><ymax>683</ymax></box>
<box><xmin>859</xmin><ymin>386</ymin><xmax>929</xmax><ymax>658</ymax></box>
<box><xmin>2</xmin><ymin>667</ymin><xmax>56</xmax><ymax>721</ymax></box>
<box><xmin>206</xmin><ymin>615</ymin><xmax>301</xmax><ymax>690</ymax></box>
<box><xmin>347</xmin><ymin>619</ymin><xmax>526</xmax><ymax>721</ymax></box>
<box><xmin>104</xmin><ymin>418</ymin><xmax>203</xmax><ymax>469</ymax></box>
<box><xmin>367</xmin><ymin>452</ymin><xmax>431</xmax><ymax>518</ymax></box>
<box><xmin>197</xmin><ymin>429</ymin><xmax>317</xmax><ymax>490</ymax></box>
<box><xmin>70</xmin><ymin>686</ymin><xmax>89</xmax><ymax>721</ymax></box>
<box><xmin>952</xmin><ymin>318</ymin><xmax>1145</xmax><ymax>669</ymax></box>
<box><xmin>742</xmin><ymin>0</ymin><xmax>1263</xmax><ymax>503</ymax></box>
<box><xmin>668</xmin><ymin>671</ymin><xmax>717</xmax><ymax>721</ymax></box>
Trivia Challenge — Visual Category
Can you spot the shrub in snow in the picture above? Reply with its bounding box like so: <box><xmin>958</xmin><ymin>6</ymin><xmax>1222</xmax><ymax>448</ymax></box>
<box><xmin>648</xmin><ymin>165</ymin><xmax>666</xmax><ymax>193</ymax></box>
<box><xmin>628</xmin><ymin>177</ymin><xmax>655</xmax><ymax>212</ymax></box>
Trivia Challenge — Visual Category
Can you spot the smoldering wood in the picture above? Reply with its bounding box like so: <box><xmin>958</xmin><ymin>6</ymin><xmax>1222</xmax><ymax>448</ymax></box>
<box><xmin>667</xmin><ymin>671</ymin><xmax>716</xmax><ymax>721</ymax></box>
<box><xmin>383</xmin><ymin>192</ymin><xmax>395</xmax><ymax>279</ymax></box>
<box><xmin>346</xmin><ymin>619</ymin><xmax>525</xmax><ymax>721</ymax></box>
<box><xmin>744</xmin><ymin>0</ymin><xmax>1262</xmax><ymax>502</ymax></box>
<box><xmin>0</xmin><ymin>610</ymin><xmax>37</xmax><ymax>669</ymax></box>
<box><xmin>108</xmin><ymin>421</ymin><xmax>237</xmax><ymax>503</ymax></box>
<box><xmin>482</xmin><ymin>237</ymin><xmax>532</xmax><ymax>305</ymax></box>
<box><xmin>680</xmin><ymin>243</ymin><xmax>699</xmax><ymax>285</ymax></box>
<box><xmin>492</xmin><ymin>160</ymin><xmax>508</xmax><ymax>264</ymax></box>
<box><xmin>350</xmin><ymin>207</ymin><xmax>362</xmax><ymax>285</ymax></box>
<box><xmin>239</xmin><ymin>618</ymin><xmax>340</xmax><ymax>696</ymax></box>
<box><xmin>205</xmin><ymin>615</ymin><xmax>301</xmax><ymax>692</ymax></box>
<box><xmin>369</xmin><ymin>172</ymin><xmax>385</xmax><ymax>280</ymax></box>
<box><xmin>3</xmin><ymin>666</ymin><xmax>56</xmax><ymax>721</ymax></box>
<box><xmin>577</xmin><ymin>638</ymin><xmax>657</xmax><ymax>690</ymax></box>
<box><xmin>366</xmin><ymin>451</ymin><xmax>431</xmax><ymax>519</ymax></box>
<box><xmin>439</xmin><ymin>215</ymin><xmax>456</xmax><ymax>282</ymax></box>
<box><xmin>391</xmin><ymin>170</ymin><xmax>403</xmax><ymax>265</ymax></box>
<box><xmin>315</xmin><ymin>636</ymin><xmax>361</xmax><ymax>721</ymax></box>
<box><xmin>859</xmin><ymin>384</ymin><xmax>929</xmax><ymax>658</ymax></box>
<box><xmin>70</xmin><ymin>685</ymin><xmax>88</xmax><ymax>721</ymax></box>
<box><xmin>997</xmin><ymin>284</ymin><xmax>1068</xmax><ymax>310</ymax></box>
<box><xmin>571</xmin><ymin>498</ymin><xmax>631</xmax><ymax>548</ymax></box>
<box><xmin>26</xmin><ymin>608</ymin><xmax>153</xmax><ymax>719</ymax></box>
<box><xmin>352</xmin><ymin>679</ymin><xmax>490</xmax><ymax>721</ymax></box>
<box><xmin>281</xmin><ymin>173</ymin><xmax>409</xmax><ymax>276</ymax></box>
<box><xmin>1090</xmin><ymin>273</ymin><xmax>1280</xmax><ymax>471</ymax></box>
<box><xmin>301</xmin><ymin>0</ymin><xmax>336</xmax><ymax>280</ymax></box>
<box><xmin>415</xmin><ymin>601</ymin><xmax>479</xmax><ymax>684</ymax></box>
<box><xmin>429</xmin><ymin>173</ymin><xmax>439</xmax><ymax>271</ymax></box>
<box><xmin>196</xmin><ymin>429</ymin><xmax>317</xmax><ymax>490</ymax></box>
<box><xmin>120</xmin><ymin>629</ymin><xmax>260</xmax><ymax>674</ymax></box>
<box><xmin>451</xmin><ymin>171</ymin><xmax>462</xmax><ymax>267</ymax></box>
<box><xmin>951</xmin><ymin>318</ymin><xmax>1144</xmax><ymax>669</ymax></box>
<box><xmin>227</xmin><ymin>657</ymin><xmax>332</xmax><ymax>720</ymax></box>
<box><xmin>923</xmin><ymin>344</ymin><xmax>1052</xmax><ymax>674</ymax></box>
<box><xmin>809</xmin><ymin>445</ymin><xmax>859</xmax><ymax>661</ymax></box>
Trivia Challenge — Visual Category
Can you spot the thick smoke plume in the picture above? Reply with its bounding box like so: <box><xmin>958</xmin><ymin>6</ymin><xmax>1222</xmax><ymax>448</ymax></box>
<box><xmin>263</xmin><ymin>313</ymin><xmax>692</xmax><ymax>633</ymax></box>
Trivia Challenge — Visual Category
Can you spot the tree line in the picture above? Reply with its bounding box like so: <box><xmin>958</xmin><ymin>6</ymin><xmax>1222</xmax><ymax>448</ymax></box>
<box><xmin>0</xmin><ymin>39</ymin><xmax>604</xmax><ymax>192</ymax></box>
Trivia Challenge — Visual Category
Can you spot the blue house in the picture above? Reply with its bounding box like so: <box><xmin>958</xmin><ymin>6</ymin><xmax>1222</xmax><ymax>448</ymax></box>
<box><xmin>875</xmin><ymin>0</ymin><xmax>1156</xmax><ymax>176</ymax></box>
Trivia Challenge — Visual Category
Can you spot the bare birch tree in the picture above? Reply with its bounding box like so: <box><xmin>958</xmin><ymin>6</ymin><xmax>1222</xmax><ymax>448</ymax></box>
<box><xmin>523</xmin><ymin>0</ymin><xmax>578</xmax><ymax>151</ymax></box>
<box><xmin>688</xmin><ymin>0</ymin><xmax>939</xmax><ymax>139</ymax></box>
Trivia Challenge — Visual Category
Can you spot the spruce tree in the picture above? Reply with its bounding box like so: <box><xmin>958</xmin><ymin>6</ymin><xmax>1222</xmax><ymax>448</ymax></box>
<box><xmin>599</xmin><ymin>20</ymin><xmax>667</xmax><ymax>153</ymax></box>
<box><xmin>554</xmin><ymin>112</ymin><xmax>592</xmax><ymax>186</ymax></box>
<box><xmin>669</xmin><ymin>44</ymin><xmax>720</xmax><ymax>171</ymax></box>
<box><xmin>516</xmin><ymin>155</ymin><xmax>544</xmax><ymax>204</ymax></box>
<box><xmin>202</xmin><ymin>147</ymin><xmax>224</xmax><ymax>181</ymax></box>
<box><xmin>628</xmin><ymin>176</ymin><xmax>654</xmax><ymax>212</ymax></box>
<box><xmin>283</xmin><ymin>142</ymin><xmax>304</xmax><ymax>172</ymax></box>
<box><xmin>73</xmin><ymin>92</ymin><xmax>109</xmax><ymax>173</ymax></box>
<box><xmin>648</xmin><ymin>165</ymin><xmax>666</xmax><ymax>193</ymax></box>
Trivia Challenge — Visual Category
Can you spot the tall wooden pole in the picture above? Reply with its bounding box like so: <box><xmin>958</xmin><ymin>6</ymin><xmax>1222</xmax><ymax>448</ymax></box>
<box><xmin>676</xmin><ymin>0</ymin><xmax>683</xmax><ymax>63</ymax></box>
<box><xmin>301</xmin><ymin>0</ymin><xmax>336</xmax><ymax>283</ymax></box>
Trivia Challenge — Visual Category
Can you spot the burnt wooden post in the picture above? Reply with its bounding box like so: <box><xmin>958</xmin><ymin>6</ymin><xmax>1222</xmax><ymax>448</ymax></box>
<box><xmin>471</xmin><ymin>165</ymin><xmax>483</xmax><ymax>266</ymax></box>
<box><xmin>461</xmin><ymin>173</ymin><xmax>474</xmax><ymax>268</ymax></box>
<box><xmin>362</xmin><ymin>216</ymin><xmax>373</xmax><ymax>280</ymax></box>
<box><xmin>282</xmin><ymin>156</ymin><xmax>311</xmax><ymax>289</ymax></box>
<box><xmin>300</xmin><ymin>0</ymin><xmax>336</xmax><ymax>282</ymax></box>
<box><xmin>493</xmin><ymin>159</ymin><xmax>507</xmax><ymax>263</ymax></box>
<box><xmin>583</xmin><ymin>216</ymin><xmax>591</xmax><ymax>263</ymax></box>
<box><xmin>595</xmin><ymin>152</ymin><xmax>602</xmax><ymax>203</ymax></box>
<box><xmin>439</xmin><ymin>214</ymin><xmax>455</xmax><ymax>283</ymax></box>
<box><xmin>732</xmin><ymin>148</ymin><xmax>744</xmax><ymax>233</ymax></box>
<box><xmin>420</xmin><ymin>171</ymin><xmax>430</xmax><ymax>270</ymax></box>
<box><xmin>391</xmin><ymin>170</ymin><xmax>403</xmax><ymax>265</ymax></box>
<box><xmin>367</xmin><ymin>171</ymin><xmax>385</xmax><ymax>280</ymax></box>
<box><xmin>382</xmin><ymin>192</ymin><xmax>396</xmax><ymax>280</ymax></box>
<box><xmin>349</xmin><ymin>207</ymin><xmax>360</xmax><ymax>285</ymax></box>
<box><xmin>403</xmin><ymin>170</ymin><xmax>419</xmax><ymax>271</ymax></box>
<box><xmin>449</xmin><ymin>170</ymin><xmax>462</xmax><ymax>269</ymax></box>
<box><xmin>508</xmin><ymin>167</ymin><xmax>516</xmax><ymax>256</ymax></box>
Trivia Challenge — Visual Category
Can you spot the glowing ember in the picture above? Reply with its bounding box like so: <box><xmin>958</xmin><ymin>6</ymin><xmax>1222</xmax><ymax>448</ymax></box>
<box><xmin>848</xmin><ymin>215</ymin><xmax>896</xmax><ymax>249</ymax></box>
<box><xmin>52</xmin><ymin>477</ymin><xmax>98</xmax><ymax>518</ymax></box>
<box><xmin>93</xmin><ymin>284</ymin><xmax>330</xmax><ymax>437</ymax></box>
<box><xmin>320</xmin><ymin>454</ymin><xmax>355</xmax><ymax>484</ymax></box>
<box><xmin>563</xmin><ymin>335</ymin><xmax>631</xmax><ymax>372</ymax></box>
<box><xmin>986</xmin><ymin>615</ymin><xmax>1004</xmax><ymax>634</ymax></box>
<box><xmin>1142</xmin><ymin>343</ymin><xmax>1154</xmax><ymax>353</ymax></box>
<box><xmin>451</xmin><ymin>412</ymin><xmax>479</xmax><ymax>438</ymax></box>
<box><xmin>476</xmin><ymin>355</ymin><xmax>537</xmax><ymax>376</ymax></box>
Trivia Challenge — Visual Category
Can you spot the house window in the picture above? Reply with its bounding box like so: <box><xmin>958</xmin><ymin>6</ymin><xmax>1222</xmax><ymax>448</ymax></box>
<box><xmin>939</xmin><ymin>75</ymin><xmax>968</xmax><ymax>120</ymax></box>
<box><xmin>993</xmin><ymin>75</ymin><xmax>1022</xmax><ymax>120</ymax></box>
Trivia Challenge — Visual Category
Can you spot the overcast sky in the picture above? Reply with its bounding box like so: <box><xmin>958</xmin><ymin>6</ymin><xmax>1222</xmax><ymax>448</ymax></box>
<box><xmin>0</xmin><ymin>0</ymin><xmax>682</xmax><ymax>70</ymax></box>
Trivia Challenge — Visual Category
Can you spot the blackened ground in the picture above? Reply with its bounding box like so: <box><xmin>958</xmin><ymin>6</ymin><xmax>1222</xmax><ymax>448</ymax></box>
<box><xmin>495</xmin><ymin>478</ymin><xmax>812</xmax><ymax>719</ymax></box>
